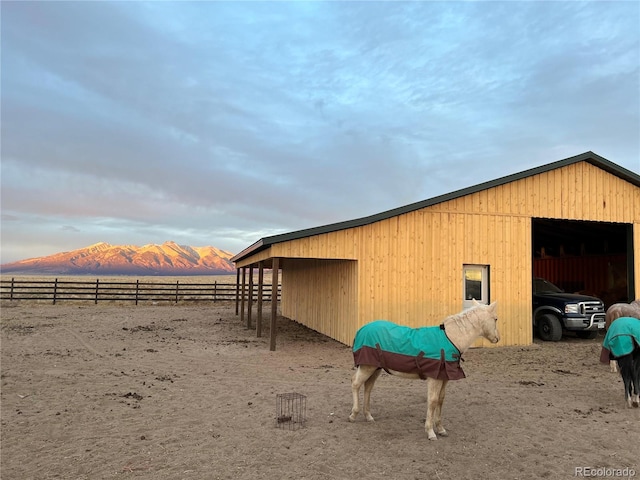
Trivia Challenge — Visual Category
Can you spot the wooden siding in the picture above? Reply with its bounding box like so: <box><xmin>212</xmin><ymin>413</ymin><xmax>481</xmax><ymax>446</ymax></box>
<box><xmin>236</xmin><ymin>161</ymin><xmax>640</xmax><ymax>347</ymax></box>
<box><xmin>635</xmin><ymin>224</ymin><xmax>640</xmax><ymax>299</ymax></box>
<box><xmin>437</xmin><ymin>162</ymin><xmax>639</xmax><ymax>223</ymax></box>
<box><xmin>280</xmin><ymin>259</ymin><xmax>358</xmax><ymax>345</ymax></box>
<box><xmin>353</xmin><ymin>213</ymin><xmax>532</xmax><ymax>347</ymax></box>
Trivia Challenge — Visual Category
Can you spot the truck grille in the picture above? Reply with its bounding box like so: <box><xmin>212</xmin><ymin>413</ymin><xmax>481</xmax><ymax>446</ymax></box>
<box><xmin>580</xmin><ymin>301</ymin><xmax>605</xmax><ymax>315</ymax></box>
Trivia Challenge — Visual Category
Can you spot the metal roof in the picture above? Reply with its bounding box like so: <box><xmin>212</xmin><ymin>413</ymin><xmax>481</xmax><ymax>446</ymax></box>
<box><xmin>231</xmin><ymin>151</ymin><xmax>640</xmax><ymax>263</ymax></box>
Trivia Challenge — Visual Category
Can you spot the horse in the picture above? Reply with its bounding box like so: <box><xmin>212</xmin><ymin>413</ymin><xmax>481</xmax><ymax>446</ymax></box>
<box><xmin>600</xmin><ymin>316</ymin><xmax>640</xmax><ymax>408</ymax></box>
<box><xmin>605</xmin><ymin>300</ymin><xmax>640</xmax><ymax>372</ymax></box>
<box><xmin>605</xmin><ymin>300</ymin><xmax>640</xmax><ymax>330</ymax></box>
<box><xmin>348</xmin><ymin>301</ymin><xmax>499</xmax><ymax>440</ymax></box>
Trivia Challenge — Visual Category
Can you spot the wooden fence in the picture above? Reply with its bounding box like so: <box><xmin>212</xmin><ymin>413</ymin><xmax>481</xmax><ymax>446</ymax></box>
<box><xmin>0</xmin><ymin>278</ymin><xmax>280</xmax><ymax>305</ymax></box>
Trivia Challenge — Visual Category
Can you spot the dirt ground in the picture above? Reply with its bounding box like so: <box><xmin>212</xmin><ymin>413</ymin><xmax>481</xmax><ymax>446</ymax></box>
<box><xmin>1</xmin><ymin>302</ymin><xmax>638</xmax><ymax>480</ymax></box>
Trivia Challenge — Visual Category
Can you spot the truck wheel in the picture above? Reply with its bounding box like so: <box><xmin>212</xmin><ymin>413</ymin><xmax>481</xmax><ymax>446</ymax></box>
<box><xmin>537</xmin><ymin>314</ymin><xmax>562</xmax><ymax>341</ymax></box>
<box><xmin>576</xmin><ymin>331</ymin><xmax>598</xmax><ymax>339</ymax></box>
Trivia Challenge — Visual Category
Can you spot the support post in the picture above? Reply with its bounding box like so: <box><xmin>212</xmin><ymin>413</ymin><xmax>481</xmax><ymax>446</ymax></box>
<box><xmin>240</xmin><ymin>267</ymin><xmax>246</xmax><ymax>325</ymax></box>
<box><xmin>256</xmin><ymin>262</ymin><xmax>264</xmax><ymax>337</ymax></box>
<box><xmin>235</xmin><ymin>269</ymin><xmax>240</xmax><ymax>315</ymax></box>
<box><xmin>270</xmin><ymin>258</ymin><xmax>279</xmax><ymax>351</ymax></box>
<box><xmin>247</xmin><ymin>265</ymin><xmax>254</xmax><ymax>329</ymax></box>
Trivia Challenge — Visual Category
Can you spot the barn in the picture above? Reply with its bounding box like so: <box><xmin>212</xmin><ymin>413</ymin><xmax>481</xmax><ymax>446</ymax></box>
<box><xmin>231</xmin><ymin>151</ymin><xmax>640</xmax><ymax>349</ymax></box>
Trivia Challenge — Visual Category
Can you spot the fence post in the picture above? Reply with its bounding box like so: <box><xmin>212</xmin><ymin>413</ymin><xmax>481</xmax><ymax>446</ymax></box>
<box><xmin>213</xmin><ymin>281</ymin><xmax>217</xmax><ymax>302</ymax></box>
<box><xmin>10</xmin><ymin>277</ymin><xmax>14</xmax><ymax>301</ymax></box>
<box><xmin>95</xmin><ymin>279</ymin><xmax>100</xmax><ymax>304</ymax></box>
<box><xmin>135</xmin><ymin>279</ymin><xmax>139</xmax><ymax>305</ymax></box>
<box><xmin>53</xmin><ymin>278</ymin><xmax>58</xmax><ymax>305</ymax></box>
<box><xmin>175</xmin><ymin>280</ymin><xmax>179</xmax><ymax>304</ymax></box>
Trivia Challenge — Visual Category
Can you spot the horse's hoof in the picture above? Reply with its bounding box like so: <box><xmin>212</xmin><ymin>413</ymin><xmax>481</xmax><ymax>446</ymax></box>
<box><xmin>428</xmin><ymin>435</ymin><xmax>438</xmax><ymax>441</ymax></box>
<box><xmin>348</xmin><ymin>414</ymin><xmax>357</xmax><ymax>422</ymax></box>
<box><xmin>633</xmin><ymin>401</ymin><xmax>639</xmax><ymax>408</ymax></box>
<box><xmin>437</xmin><ymin>430</ymin><xmax>449</xmax><ymax>437</ymax></box>
<box><xmin>365</xmin><ymin>415</ymin><xmax>375</xmax><ymax>422</ymax></box>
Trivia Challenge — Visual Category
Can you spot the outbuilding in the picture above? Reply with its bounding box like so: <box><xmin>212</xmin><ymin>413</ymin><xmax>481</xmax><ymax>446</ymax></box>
<box><xmin>232</xmin><ymin>152</ymin><xmax>640</xmax><ymax>349</ymax></box>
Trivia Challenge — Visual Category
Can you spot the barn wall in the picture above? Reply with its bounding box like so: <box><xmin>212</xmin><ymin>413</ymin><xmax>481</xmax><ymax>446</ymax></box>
<box><xmin>635</xmin><ymin>223</ymin><xmax>640</xmax><ymax>300</ymax></box>
<box><xmin>437</xmin><ymin>162</ymin><xmax>639</xmax><ymax>222</ymax></box>
<box><xmin>280</xmin><ymin>258</ymin><xmax>358</xmax><ymax>345</ymax></box>
<box><xmin>353</xmin><ymin>212</ymin><xmax>532</xmax><ymax>347</ymax></box>
<box><xmin>235</xmin><ymin>161</ymin><xmax>640</xmax><ymax>347</ymax></box>
<box><xmin>272</xmin><ymin>230</ymin><xmax>358</xmax><ymax>259</ymax></box>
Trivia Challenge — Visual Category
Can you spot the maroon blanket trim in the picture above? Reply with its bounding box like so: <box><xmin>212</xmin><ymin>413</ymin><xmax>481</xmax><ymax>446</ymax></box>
<box><xmin>354</xmin><ymin>345</ymin><xmax>466</xmax><ymax>381</ymax></box>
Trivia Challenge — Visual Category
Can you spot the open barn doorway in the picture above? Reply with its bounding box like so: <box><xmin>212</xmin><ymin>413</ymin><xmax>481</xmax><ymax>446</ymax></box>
<box><xmin>532</xmin><ymin>218</ymin><xmax>634</xmax><ymax>308</ymax></box>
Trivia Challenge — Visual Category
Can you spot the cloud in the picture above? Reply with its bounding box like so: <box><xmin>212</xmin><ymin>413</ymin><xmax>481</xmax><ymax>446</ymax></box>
<box><xmin>1</xmin><ymin>0</ymin><xmax>638</xmax><ymax>263</ymax></box>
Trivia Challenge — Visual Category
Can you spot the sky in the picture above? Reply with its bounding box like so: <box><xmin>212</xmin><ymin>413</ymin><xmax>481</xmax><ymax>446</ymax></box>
<box><xmin>1</xmin><ymin>1</ymin><xmax>639</xmax><ymax>264</ymax></box>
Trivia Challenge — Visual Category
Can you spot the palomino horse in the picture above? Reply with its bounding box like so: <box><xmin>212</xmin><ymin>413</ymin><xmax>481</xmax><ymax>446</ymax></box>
<box><xmin>348</xmin><ymin>301</ymin><xmax>499</xmax><ymax>440</ymax></box>
<box><xmin>605</xmin><ymin>300</ymin><xmax>640</xmax><ymax>373</ymax></box>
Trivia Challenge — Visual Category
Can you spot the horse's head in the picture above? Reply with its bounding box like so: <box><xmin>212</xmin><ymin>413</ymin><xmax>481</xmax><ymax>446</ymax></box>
<box><xmin>476</xmin><ymin>301</ymin><xmax>500</xmax><ymax>344</ymax></box>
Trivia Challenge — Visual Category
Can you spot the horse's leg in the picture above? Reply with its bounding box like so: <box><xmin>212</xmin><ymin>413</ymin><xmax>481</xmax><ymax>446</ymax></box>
<box><xmin>362</xmin><ymin>368</ymin><xmax>382</xmax><ymax>422</ymax></box>
<box><xmin>610</xmin><ymin>359</ymin><xmax>618</xmax><ymax>373</ymax></box>
<box><xmin>617</xmin><ymin>354</ymin><xmax>634</xmax><ymax>408</ymax></box>
<box><xmin>631</xmin><ymin>349</ymin><xmax>640</xmax><ymax>408</ymax></box>
<box><xmin>425</xmin><ymin>378</ymin><xmax>443</xmax><ymax>440</ymax></box>
<box><xmin>349</xmin><ymin>365</ymin><xmax>375</xmax><ymax>422</ymax></box>
<box><xmin>434</xmin><ymin>379</ymin><xmax>449</xmax><ymax>437</ymax></box>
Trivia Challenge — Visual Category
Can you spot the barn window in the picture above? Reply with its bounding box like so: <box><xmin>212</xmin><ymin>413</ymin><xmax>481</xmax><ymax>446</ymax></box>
<box><xmin>463</xmin><ymin>264</ymin><xmax>490</xmax><ymax>309</ymax></box>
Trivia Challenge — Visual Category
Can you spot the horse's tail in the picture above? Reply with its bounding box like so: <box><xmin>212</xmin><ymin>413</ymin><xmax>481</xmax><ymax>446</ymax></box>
<box><xmin>616</xmin><ymin>341</ymin><xmax>640</xmax><ymax>404</ymax></box>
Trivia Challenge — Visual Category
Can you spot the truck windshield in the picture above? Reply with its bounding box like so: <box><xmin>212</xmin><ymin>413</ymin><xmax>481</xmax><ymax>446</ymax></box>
<box><xmin>533</xmin><ymin>278</ymin><xmax>563</xmax><ymax>294</ymax></box>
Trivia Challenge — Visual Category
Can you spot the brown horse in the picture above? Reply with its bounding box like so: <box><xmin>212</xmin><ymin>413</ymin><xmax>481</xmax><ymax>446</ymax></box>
<box><xmin>605</xmin><ymin>300</ymin><xmax>640</xmax><ymax>329</ymax></box>
<box><xmin>605</xmin><ymin>300</ymin><xmax>640</xmax><ymax>373</ymax></box>
<box><xmin>348</xmin><ymin>301</ymin><xmax>499</xmax><ymax>440</ymax></box>
<box><xmin>600</xmin><ymin>316</ymin><xmax>640</xmax><ymax>407</ymax></box>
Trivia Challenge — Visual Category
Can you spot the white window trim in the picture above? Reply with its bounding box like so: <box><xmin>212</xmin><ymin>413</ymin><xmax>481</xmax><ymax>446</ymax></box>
<box><xmin>463</xmin><ymin>264</ymin><xmax>489</xmax><ymax>310</ymax></box>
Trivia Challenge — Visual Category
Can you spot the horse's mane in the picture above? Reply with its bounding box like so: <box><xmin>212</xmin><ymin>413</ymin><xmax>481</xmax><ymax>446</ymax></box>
<box><xmin>442</xmin><ymin>304</ymin><xmax>487</xmax><ymax>332</ymax></box>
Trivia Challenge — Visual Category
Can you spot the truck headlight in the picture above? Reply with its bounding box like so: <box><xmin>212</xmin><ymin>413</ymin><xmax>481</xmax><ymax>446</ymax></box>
<box><xmin>565</xmin><ymin>304</ymin><xmax>579</xmax><ymax>314</ymax></box>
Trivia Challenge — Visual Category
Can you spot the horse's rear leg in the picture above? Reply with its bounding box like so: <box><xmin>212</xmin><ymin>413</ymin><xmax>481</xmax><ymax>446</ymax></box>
<box><xmin>362</xmin><ymin>368</ymin><xmax>382</xmax><ymax>422</ymax></box>
<box><xmin>631</xmin><ymin>348</ymin><xmax>640</xmax><ymax>408</ymax></box>
<box><xmin>349</xmin><ymin>366</ymin><xmax>377</xmax><ymax>422</ymax></box>
<box><xmin>617</xmin><ymin>353</ymin><xmax>637</xmax><ymax>408</ymax></box>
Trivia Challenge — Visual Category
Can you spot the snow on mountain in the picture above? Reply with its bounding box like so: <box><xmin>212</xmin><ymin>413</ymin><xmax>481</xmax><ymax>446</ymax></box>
<box><xmin>0</xmin><ymin>242</ymin><xmax>236</xmax><ymax>275</ymax></box>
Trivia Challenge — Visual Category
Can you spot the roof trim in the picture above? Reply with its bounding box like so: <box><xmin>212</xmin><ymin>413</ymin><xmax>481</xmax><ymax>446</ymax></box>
<box><xmin>231</xmin><ymin>152</ymin><xmax>640</xmax><ymax>263</ymax></box>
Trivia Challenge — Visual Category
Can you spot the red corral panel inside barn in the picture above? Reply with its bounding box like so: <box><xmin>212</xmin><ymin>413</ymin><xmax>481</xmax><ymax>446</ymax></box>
<box><xmin>533</xmin><ymin>254</ymin><xmax>628</xmax><ymax>308</ymax></box>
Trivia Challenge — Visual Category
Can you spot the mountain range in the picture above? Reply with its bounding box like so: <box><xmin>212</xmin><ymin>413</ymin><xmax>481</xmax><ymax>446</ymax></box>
<box><xmin>0</xmin><ymin>242</ymin><xmax>236</xmax><ymax>276</ymax></box>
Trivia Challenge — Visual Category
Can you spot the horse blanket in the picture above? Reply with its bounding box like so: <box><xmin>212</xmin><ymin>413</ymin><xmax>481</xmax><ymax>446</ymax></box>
<box><xmin>352</xmin><ymin>320</ymin><xmax>465</xmax><ymax>380</ymax></box>
<box><xmin>600</xmin><ymin>317</ymin><xmax>640</xmax><ymax>363</ymax></box>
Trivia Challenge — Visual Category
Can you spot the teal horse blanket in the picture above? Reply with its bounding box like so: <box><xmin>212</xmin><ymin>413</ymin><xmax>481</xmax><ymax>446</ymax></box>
<box><xmin>353</xmin><ymin>320</ymin><xmax>465</xmax><ymax>380</ymax></box>
<box><xmin>600</xmin><ymin>317</ymin><xmax>640</xmax><ymax>363</ymax></box>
